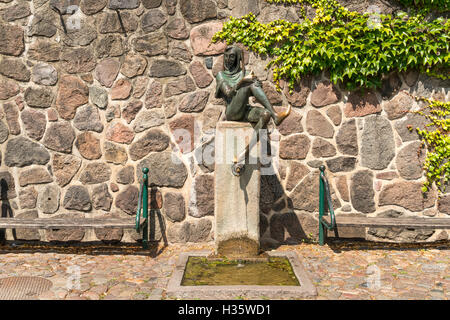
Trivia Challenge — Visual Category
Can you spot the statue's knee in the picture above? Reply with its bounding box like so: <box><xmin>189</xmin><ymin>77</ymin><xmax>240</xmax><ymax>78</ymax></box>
<box><xmin>261</xmin><ymin>111</ymin><xmax>271</xmax><ymax>123</ymax></box>
<box><xmin>239</xmin><ymin>85</ymin><xmax>251</xmax><ymax>97</ymax></box>
<box><xmin>251</xmin><ymin>80</ymin><xmax>262</xmax><ymax>89</ymax></box>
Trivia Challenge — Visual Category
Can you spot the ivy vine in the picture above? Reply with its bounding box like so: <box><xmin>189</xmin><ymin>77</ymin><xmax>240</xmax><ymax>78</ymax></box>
<box><xmin>397</xmin><ymin>0</ymin><xmax>449</xmax><ymax>13</ymax></box>
<box><xmin>406</xmin><ymin>94</ymin><xmax>449</xmax><ymax>194</ymax></box>
<box><xmin>213</xmin><ymin>0</ymin><xmax>449</xmax><ymax>193</ymax></box>
<box><xmin>212</xmin><ymin>0</ymin><xmax>449</xmax><ymax>91</ymax></box>
<box><xmin>266</xmin><ymin>0</ymin><xmax>449</xmax><ymax>14</ymax></box>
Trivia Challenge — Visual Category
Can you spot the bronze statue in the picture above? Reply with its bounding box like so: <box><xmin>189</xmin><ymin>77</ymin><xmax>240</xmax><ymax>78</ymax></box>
<box><xmin>215</xmin><ymin>45</ymin><xmax>291</xmax><ymax>175</ymax></box>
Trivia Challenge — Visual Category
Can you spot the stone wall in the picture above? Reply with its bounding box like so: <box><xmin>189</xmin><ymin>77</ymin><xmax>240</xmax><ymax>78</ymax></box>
<box><xmin>0</xmin><ymin>0</ymin><xmax>448</xmax><ymax>244</ymax></box>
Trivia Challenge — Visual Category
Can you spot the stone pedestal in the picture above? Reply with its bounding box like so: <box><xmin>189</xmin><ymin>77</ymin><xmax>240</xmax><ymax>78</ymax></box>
<box><xmin>214</xmin><ymin>121</ymin><xmax>260</xmax><ymax>258</ymax></box>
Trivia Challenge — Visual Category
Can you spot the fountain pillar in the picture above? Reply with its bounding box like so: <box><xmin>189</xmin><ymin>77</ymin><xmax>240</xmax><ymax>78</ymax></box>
<box><xmin>214</xmin><ymin>121</ymin><xmax>261</xmax><ymax>258</ymax></box>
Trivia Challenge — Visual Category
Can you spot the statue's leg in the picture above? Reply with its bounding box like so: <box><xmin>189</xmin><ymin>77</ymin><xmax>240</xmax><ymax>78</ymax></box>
<box><xmin>249</xmin><ymin>82</ymin><xmax>290</xmax><ymax>125</ymax></box>
<box><xmin>225</xmin><ymin>86</ymin><xmax>253</xmax><ymax>121</ymax></box>
<box><xmin>248</xmin><ymin>82</ymin><xmax>280</xmax><ymax>121</ymax></box>
<box><xmin>234</xmin><ymin>107</ymin><xmax>270</xmax><ymax>167</ymax></box>
<box><xmin>227</xmin><ymin>83</ymin><xmax>278</xmax><ymax>123</ymax></box>
<box><xmin>247</xmin><ymin>106</ymin><xmax>271</xmax><ymax>131</ymax></box>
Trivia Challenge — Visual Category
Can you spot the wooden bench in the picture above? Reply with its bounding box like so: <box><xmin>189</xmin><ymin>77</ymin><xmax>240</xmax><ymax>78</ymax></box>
<box><xmin>0</xmin><ymin>217</ymin><xmax>148</xmax><ymax>246</ymax></box>
<box><xmin>321</xmin><ymin>216</ymin><xmax>450</xmax><ymax>229</ymax></box>
<box><xmin>0</xmin><ymin>217</ymin><xmax>141</xmax><ymax>230</ymax></box>
<box><xmin>0</xmin><ymin>169</ymin><xmax>150</xmax><ymax>248</ymax></box>
<box><xmin>318</xmin><ymin>166</ymin><xmax>450</xmax><ymax>245</ymax></box>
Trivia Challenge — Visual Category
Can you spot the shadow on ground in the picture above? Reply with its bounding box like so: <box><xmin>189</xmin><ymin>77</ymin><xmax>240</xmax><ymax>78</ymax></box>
<box><xmin>0</xmin><ymin>184</ymin><xmax>169</xmax><ymax>257</ymax></box>
<box><xmin>316</xmin><ymin>239</ymin><xmax>450</xmax><ymax>253</ymax></box>
<box><xmin>0</xmin><ymin>241</ymin><xmax>164</xmax><ymax>257</ymax></box>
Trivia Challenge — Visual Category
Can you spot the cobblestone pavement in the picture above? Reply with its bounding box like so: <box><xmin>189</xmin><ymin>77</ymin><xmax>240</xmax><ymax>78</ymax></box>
<box><xmin>0</xmin><ymin>241</ymin><xmax>448</xmax><ymax>300</ymax></box>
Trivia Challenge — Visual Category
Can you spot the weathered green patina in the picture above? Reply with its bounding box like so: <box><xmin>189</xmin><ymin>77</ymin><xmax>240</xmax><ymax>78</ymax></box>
<box><xmin>136</xmin><ymin>167</ymin><xmax>149</xmax><ymax>249</ymax></box>
<box><xmin>318</xmin><ymin>165</ymin><xmax>336</xmax><ymax>246</ymax></box>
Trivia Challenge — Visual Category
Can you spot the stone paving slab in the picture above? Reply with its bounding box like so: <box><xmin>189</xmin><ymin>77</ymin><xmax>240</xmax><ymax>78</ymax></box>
<box><xmin>0</xmin><ymin>241</ymin><xmax>447</xmax><ymax>300</ymax></box>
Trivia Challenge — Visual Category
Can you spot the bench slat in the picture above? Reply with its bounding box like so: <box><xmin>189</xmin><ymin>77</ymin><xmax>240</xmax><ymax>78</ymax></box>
<box><xmin>322</xmin><ymin>216</ymin><xmax>450</xmax><ymax>229</ymax></box>
<box><xmin>0</xmin><ymin>218</ymin><xmax>136</xmax><ymax>229</ymax></box>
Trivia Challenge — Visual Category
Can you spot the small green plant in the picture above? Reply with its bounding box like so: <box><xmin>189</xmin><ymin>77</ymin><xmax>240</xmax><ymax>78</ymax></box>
<box><xmin>407</xmin><ymin>95</ymin><xmax>450</xmax><ymax>194</ymax></box>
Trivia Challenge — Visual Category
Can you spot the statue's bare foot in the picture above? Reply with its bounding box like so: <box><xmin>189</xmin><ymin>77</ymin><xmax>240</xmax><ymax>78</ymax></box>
<box><xmin>274</xmin><ymin>105</ymin><xmax>291</xmax><ymax>126</ymax></box>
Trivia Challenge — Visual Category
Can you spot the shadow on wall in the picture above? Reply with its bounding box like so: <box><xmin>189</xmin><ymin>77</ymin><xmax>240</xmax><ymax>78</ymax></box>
<box><xmin>0</xmin><ymin>178</ymin><xmax>15</xmax><ymax>243</ymax></box>
<box><xmin>148</xmin><ymin>185</ymin><xmax>168</xmax><ymax>257</ymax></box>
<box><xmin>258</xmin><ymin>133</ymin><xmax>317</xmax><ymax>246</ymax></box>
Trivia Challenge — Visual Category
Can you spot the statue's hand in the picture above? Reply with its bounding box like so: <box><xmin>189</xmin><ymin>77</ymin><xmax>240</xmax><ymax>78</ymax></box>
<box><xmin>242</xmin><ymin>71</ymin><xmax>256</xmax><ymax>83</ymax></box>
<box><xmin>240</xmin><ymin>78</ymin><xmax>255</xmax><ymax>86</ymax></box>
<box><xmin>238</xmin><ymin>71</ymin><xmax>259</xmax><ymax>88</ymax></box>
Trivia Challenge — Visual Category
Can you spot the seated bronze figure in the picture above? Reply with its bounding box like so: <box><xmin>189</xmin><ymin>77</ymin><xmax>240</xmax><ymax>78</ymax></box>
<box><xmin>215</xmin><ymin>45</ymin><xmax>291</xmax><ymax>175</ymax></box>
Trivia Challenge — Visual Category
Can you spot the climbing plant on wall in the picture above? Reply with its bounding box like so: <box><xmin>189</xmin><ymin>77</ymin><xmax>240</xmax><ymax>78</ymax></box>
<box><xmin>212</xmin><ymin>0</ymin><xmax>449</xmax><ymax>194</ymax></box>
<box><xmin>212</xmin><ymin>0</ymin><xmax>449</xmax><ymax>91</ymax></box>
<box><xmin>406</xmin><ymin>95</ymin><xmax>450</xmax><ymax>193</ymax></box>
<box><xmin>397</xmin><ymin>0</ymin><xmax>449</xmax><ymax>13</ymax></box>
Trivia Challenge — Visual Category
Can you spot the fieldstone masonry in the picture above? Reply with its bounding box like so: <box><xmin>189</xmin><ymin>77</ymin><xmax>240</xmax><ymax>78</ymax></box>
<box><xmin>0</xmin><ymin>0</ymin><xmax>448</xmax><ymax>244</ymax></box>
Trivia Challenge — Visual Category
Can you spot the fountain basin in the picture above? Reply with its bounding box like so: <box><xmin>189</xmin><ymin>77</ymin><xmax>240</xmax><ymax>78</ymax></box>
<box><xmin>167</xmin><ymin>250</ymin><xmax>317</xmax><ymax>299</ymax></box>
